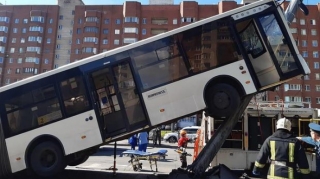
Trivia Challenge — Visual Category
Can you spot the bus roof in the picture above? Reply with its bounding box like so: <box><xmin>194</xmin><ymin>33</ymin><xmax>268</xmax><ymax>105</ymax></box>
<box><xmin>0</xmin><ymin>0</ymin><xmax>274</xmax><ymax>93</ymax></box>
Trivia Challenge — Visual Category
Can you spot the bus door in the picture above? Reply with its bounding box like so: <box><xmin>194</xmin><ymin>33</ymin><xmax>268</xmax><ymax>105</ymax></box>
<box><xmin>233</xmin><ymin>14</ymin><xmax>295</xmax><ymax>89</ymax></box>
<box><xmin>88</xmin><ymin>60</ymin><xmax>147</xmax><ymax>138</ymax></box>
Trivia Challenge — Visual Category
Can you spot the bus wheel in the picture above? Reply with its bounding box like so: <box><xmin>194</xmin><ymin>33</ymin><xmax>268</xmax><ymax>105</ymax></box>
<box><xmin>29</xmin><ymin>141</ymin><xmax>66</xmax><ymax>177</ymax></box>
<box><xmin>207</xmin><ymin>83</ymin><xmax>240</xmax><ymax>118</ymax></box>
<box><xmin>68</xmin><ymin>155</ymin><xmax>89</xmax><ymax>166</ymax></box>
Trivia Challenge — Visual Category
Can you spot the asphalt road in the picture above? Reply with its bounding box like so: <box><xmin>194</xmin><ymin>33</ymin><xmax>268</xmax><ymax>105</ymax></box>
<box><xmin>67</xmin><ymin>140</ymin><xmax>195</xmax><ymax>173</ymax></box>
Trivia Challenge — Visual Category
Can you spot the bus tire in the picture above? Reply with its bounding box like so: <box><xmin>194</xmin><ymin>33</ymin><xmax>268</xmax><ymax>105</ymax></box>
<box><xmin>68</xmin><ymin>155</ymin><xmax>89</xmax><ymax>166</ymax></box>
<box><xmin>207</xmin><ymin>83</ymin><xmax>240</xmax><ymax>118</ymax></box>
<box><xmin>29</xmin><ymin>141</ymin><xmax>66</xmax><ymax>177</ymax></box>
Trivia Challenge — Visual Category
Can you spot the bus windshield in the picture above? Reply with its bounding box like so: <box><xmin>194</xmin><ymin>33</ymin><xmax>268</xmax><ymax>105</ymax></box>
<box><xmin>259</xmin><ymin>14</ymin><xmax>298</xmax><ymax>74</ymax></box>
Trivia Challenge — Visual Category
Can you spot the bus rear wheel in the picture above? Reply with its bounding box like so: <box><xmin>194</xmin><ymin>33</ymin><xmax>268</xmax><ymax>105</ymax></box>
<box><xmin>206</xmin><ymin>83</ymin><xmax>240</xmax><ymax>118</ymax></box>
<box><xmin>29</xmin><ymin>141</ymin><xmax>66</xmax><ymax>177</ymax></box>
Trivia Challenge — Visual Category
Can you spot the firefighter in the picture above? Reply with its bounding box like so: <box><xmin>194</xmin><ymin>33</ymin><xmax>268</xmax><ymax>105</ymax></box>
<box><xmin>252</xmin><ymin>117</ymin><xmax>310</xmax><ymax>179</ymax></box>
<box><xmin>297</xmin><ymin>123</ymin><xmax>320</xmax><ymax>177</ymax></box>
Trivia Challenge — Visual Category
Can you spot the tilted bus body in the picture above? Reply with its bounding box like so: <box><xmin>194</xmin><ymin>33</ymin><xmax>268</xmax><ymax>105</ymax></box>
<box><xmin>0</xmin><ymin>0</ymin><xmax>310</xmax><ymax>177</ymax></box>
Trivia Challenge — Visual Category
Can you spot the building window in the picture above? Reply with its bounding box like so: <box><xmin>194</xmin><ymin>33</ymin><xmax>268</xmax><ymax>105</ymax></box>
<box><xmin>290</xmin><ymin>28</ymin><xmax>297</xmax><ymax>33</ymax></box>
<box><xmin>76</xmin><ymin>38</ymin><xmax>80</xmax><ymax>44</ymax></box>
<box><xmin>15</xmin><ymin>19</ymin><xmax>19</xmax><ymax>23</ymax></box>
<box><xmin>31</xmin><ymin>16</ymin><xmax>44</xmax><ymax>23</ymax></box>
<box><xmin>314</xmin><ymin>62</ymin><xmax>319</xmax><ymax>69</ymax></box>
<box><xmin>173</xmin><ymin>18</ymin><xmax>177</xmax><ymax>24</ymax></box>
<box><xmin>20</xmin><ymin>38</ymin><xmax>25</xmax><ymax>43</ymax></box>
<box><xmin>305</xmin><ymin>97</ymin><xmax>311</xmax><ymax>102</ymax></box>
<box><xmin>312</xmin><ymin>40</ymin><xmax>318</xmax><ymax>47</ymax></box>
<box><xmin>10</xmin><ymin>48</ymin><xmax>15</xmax><ymax>53</ymax></box>
<box><xmin>7</xmin><ymin>68</ymin><xmax>11</xmax><ymax>74</ymax></box>
<box><xmin>59</xmin><ymin>15</ymin><xmax>63</xmax><ymax>20</ymax></box>
<box><xmin>114</xmin><ymin>39</ymin><xmax>119</xmax><ymax>45</ymax></box>
<box><xmin>316</xmin><ymin>73</ymin><xmax>320</xmax><ymax>80</ymax></box>
<box><xmin>56</xmin><ymin>44</ymin><xmax>60</xmax><ymax>49</ymax></box>
<box><xmin>305</xmin><ymin>85</ymin><xmax>310</xmax><ymax>91</ymax></box>
<box><xmin>102</xmin><ymin>39</ymin><xmax>108</xmax><ymax>44</ymax></box>
<box><xmin>0</xmin><ymin>26</ymin><xmax>8</xmax><ymax>33</ymax></box>
<box><xmin>310</xmin><ymin>19</ymin><xmax>316</xmax><ymax>25</ymax></box>
<box><xmin>86</xmin><ymin>17</ymin><xmax>98</xmax><ymax>22</ymax></box>
<box><xmin>317</xmin><ymin>98</ymin><xmax>320</xmax><ymax>104</ymax></box>
<box><xmin>313</xmin><ymin>51</ymin><xmax>319</xmax><ymax>58</ymax></box>
<box><xmin>274</xmin><ymin>96</ymin><xmax>280</xmax><ymax>101</ymax></box>
<box><xmin>0</xmin><ymin>57</ymin><xmax>3</xmax><ymax>63</ymax></box>
<box><xmin>103</xmin><ymin>29</ymin><xmax>108</xmax><ymax>34</ymax></box>
<box><xmin>311</xmin><ymin>29</ymin><xmax>317</xmax><ymax>36</ymax></box>
<box><xmin>9</xmin><ymin>58</ymin><xmax>13</xmax><ymax>63</ymax></box>
<box><xmin>57</xmin><ymin>35</ymin><xmax>61</xmax><ymax>39</ymax></box>
<box><xmin>19</xmin><ymin>48</ymin><xmax>24</xmax><ymax>53</ymax></box>
<box><xmin>115</xmin><ymin>29</ymin><xmax>120</xmax><ymax>34</ymax></box>
<box><xmin>78</xmin><ymin>18</ymin><xmax>82</xmax><ymax>24</ymax></box>
<box><xmin>23</xmin><ymin>19</ymin><xmax>28</xmax><ymax>23</ymax></box>
<box><xmin>75</xmin><ymin>49</ymin><xmax>79</xmax><ymax>54</ymax></box>
<box><xmin>104</xmin><ymin>19</ymin><xmax>109</xmax><ymax>24</ymax></box>
<box><xmin>77</xmin><ymin>28</ymin><xmax>81</xmax><ymax>34</ymax></box>
<box><xmin>49</xmin><ymin>18</ymin><xmax>53</xmax><ymax>23</ymax></box>
<box><xmin>12</xmin><ymin>38</ymin><xmax>16</xmax><ymax>43</ymax></box>
<box><xmin>48</xmin><ymin>28</ymin><xmax>52</xmax><ymax>33</ymax></box>
<box><xmin>47</xmin><ymin>38</ymin><xmax>51</xmax><ymax>44</ymax></box>
<box><xmin>142</xmin><ymin>29</ymin><xmax>146</xmax><ymax>35</ymax></box>
<box><xmin>302</xmin><ymin>51</ymin><xmax>308</xmax><ymax>57</ymax></box>
<box><xmin>55</xmin><ymin>54</ymin><xmax>59</xmax><ymax>59</ymax></box>
<box><xmin>300</xmin><ymin>19</ymin><xmax>305</xmax><ymax>25</ymax></box>
<box><xmin>44</xmin><ymin>59</ymin><xmax>49</xmax><ymax>64</ymax></box>
<box><xmin>58</xmin><ymin>25</ymin><xmax>62</xmax><ymax>29</ymax></box>
<box><xmin>22</xmin><ymin>28</ymin><xmax>26</xmax><ymax>33</ymax></box>
<box><xmin>16</xmin><ymin>68</ymin><xmax>20</xmax><ymax>74</ymax></box>
<box><xmin>316</xmin><ymin>85</ymin><xmax>320</xmax><ymax>91</ymax></box>
<box><xmin>123</xmin><ymin>38</ymin><xmax>137</xmax><ymax>44</ymax></box>
<box><xmin>181</xmin><ymin>17</ymin><xmax>196</xmax><ymax>23</ymax></box>
<box><xmin>124</xmin><ymin>17</ymin><xmax>139</xmax><ymax>23</ymax></box>
<box><xmin>142</xmin><ymin>18</ymin><xmax>147</xmax><ymax>24</ymax></box>
<box><xmin>124</xmin><ymin>27</ymin><xmax>138</xmax><ymax>34</ymax></box>
<box><xmin>116</xmin><ymin>19</ymin><xmax>121</xmax><ymax>24</ymax></box>
<box><xmin>304</xmin><ymin>75</ymin><xmax>310</xmax><ymax>80</ymax></box>
<box><xmin>72</xmin><ymin>10</ymin><xmax>75</xmax><ymax>15</ymax></box>
<box><xmin>13</xmin><ymin>28</ymin><xmax>17</xmax><ymax>33</ymax></box>
<box><xmin>301</xmin><ymin>29</ymin><xmax>306</xmax><ymax>35</ymax></box>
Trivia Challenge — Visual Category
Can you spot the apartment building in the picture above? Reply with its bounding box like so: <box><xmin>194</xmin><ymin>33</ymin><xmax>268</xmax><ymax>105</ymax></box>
<box><xmin>1</xmin><ymin>0</ymin><xmax>320</xmax><ymax>108</ymax></box>
<box><xmin>0</xmin><ymin>5</ymin><xmax>59</xmax><ymax>85</ymax></box>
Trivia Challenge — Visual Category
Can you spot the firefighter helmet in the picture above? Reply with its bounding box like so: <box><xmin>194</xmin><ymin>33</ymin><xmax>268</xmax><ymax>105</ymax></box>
<box><xmin>276</xmin><ymin>117</ymin><xmax>291</xmax><ymax>131</ymax></box>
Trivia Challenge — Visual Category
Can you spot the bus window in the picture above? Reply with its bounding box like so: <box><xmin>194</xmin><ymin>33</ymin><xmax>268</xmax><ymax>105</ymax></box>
<box><xmin>132</xmin><ymin>40</ymin><xmax>188</xmax><ymax>91</ymax></box>
<box><xmin>5</xmin><ymin>85</ymin><xmax>62</xmax><ymax>134</ymax></box>
<box><xmin>238</xmin><ymin>20</ymin><xmax>265</xmax><ymax>57</ymax></box>
<box><xmin>59</xmin><ymin>77</ymin><xmax>90</xmax><ymax>116</ymax></box>
<box><xmin>180</xmin><ymin>19</ymin><xmax>243</xmax><ymax>73</ymax></box>
<box><xmin>259</xmin><ymin>14</ymin><xmax>298</xmax><ymax>74</ymax></box>
<box><xmin>113</xmin><ymin>62</ymin><xmax>146</xmax><ymax>125</ymax></box>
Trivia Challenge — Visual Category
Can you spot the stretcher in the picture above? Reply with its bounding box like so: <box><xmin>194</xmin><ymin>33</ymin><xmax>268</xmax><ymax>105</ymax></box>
<box><xmin>122</xmin><ymin>149</ymin><xmax>168</xmax><ymax>172</ymax></box>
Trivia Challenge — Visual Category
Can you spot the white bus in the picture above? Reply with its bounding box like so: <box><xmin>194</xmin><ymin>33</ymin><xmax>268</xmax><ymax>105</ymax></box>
<box><xmin>0</xmin><ymin>0</ymin><xmax>310</xmax><ymax>177</ymax></box>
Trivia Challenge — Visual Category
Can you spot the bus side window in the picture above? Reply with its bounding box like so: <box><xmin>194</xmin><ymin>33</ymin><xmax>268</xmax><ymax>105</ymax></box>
<box><xmin>59</xmin><ymin>76</ymin><xmax>90</xmax><ymax>116</ymax></box>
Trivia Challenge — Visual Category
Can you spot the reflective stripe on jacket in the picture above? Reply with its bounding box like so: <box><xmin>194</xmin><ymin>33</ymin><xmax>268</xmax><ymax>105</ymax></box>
<box><xmin>253</xmin><ymin>129</ymin><xmax>310</xmax><ymax>179</ymax></box>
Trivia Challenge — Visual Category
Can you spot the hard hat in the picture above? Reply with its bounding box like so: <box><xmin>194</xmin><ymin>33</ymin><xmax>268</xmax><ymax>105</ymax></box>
<box><xmin>180</xmin><ymin>130</ymin><xmax>187</xmax><ymax>135</ymax></box>
<box><xmin>276</xmin><ymin>117</ymin><xmax>291</xmax><ymax>131</ymax></box>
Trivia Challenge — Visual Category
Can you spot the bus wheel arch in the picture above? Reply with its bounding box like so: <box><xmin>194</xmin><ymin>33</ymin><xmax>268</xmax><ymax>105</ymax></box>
<box><xmin>204</xmin><ymin>76</ymin><xmax>245</xmax><ymax>118</ymax></box>
<box><xmin>25</xmin><ymin>135</ymin><xmax>66</xmax><ymax>177</ymax></box>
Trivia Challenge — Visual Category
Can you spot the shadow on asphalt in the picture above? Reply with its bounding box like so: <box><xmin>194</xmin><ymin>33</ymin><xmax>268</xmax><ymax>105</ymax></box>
<box><xmin>7</xmin><ymin>169</ymin><xmax>169</xmax><ymax>179</ymax></box>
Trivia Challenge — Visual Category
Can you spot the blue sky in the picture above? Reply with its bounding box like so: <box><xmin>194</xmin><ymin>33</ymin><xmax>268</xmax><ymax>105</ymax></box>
<box><xmin>1</xmin><ymin>0</ymin><xmax>319</xmax><ymax>5</ymax></box>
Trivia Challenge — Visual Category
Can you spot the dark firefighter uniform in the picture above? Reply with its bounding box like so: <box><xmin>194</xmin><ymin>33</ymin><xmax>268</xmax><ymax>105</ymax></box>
<box><xmin>253</xmin><ymin>129</ymin><xmax>310</xmax><ymax>179</ymax></box>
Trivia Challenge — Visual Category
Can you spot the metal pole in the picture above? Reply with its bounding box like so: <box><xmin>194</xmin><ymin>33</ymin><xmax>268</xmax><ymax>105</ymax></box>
<box><xmin>113</xmin><ymin>141</ymin><xmax>117</xmax><ymax>176</ymax></box>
